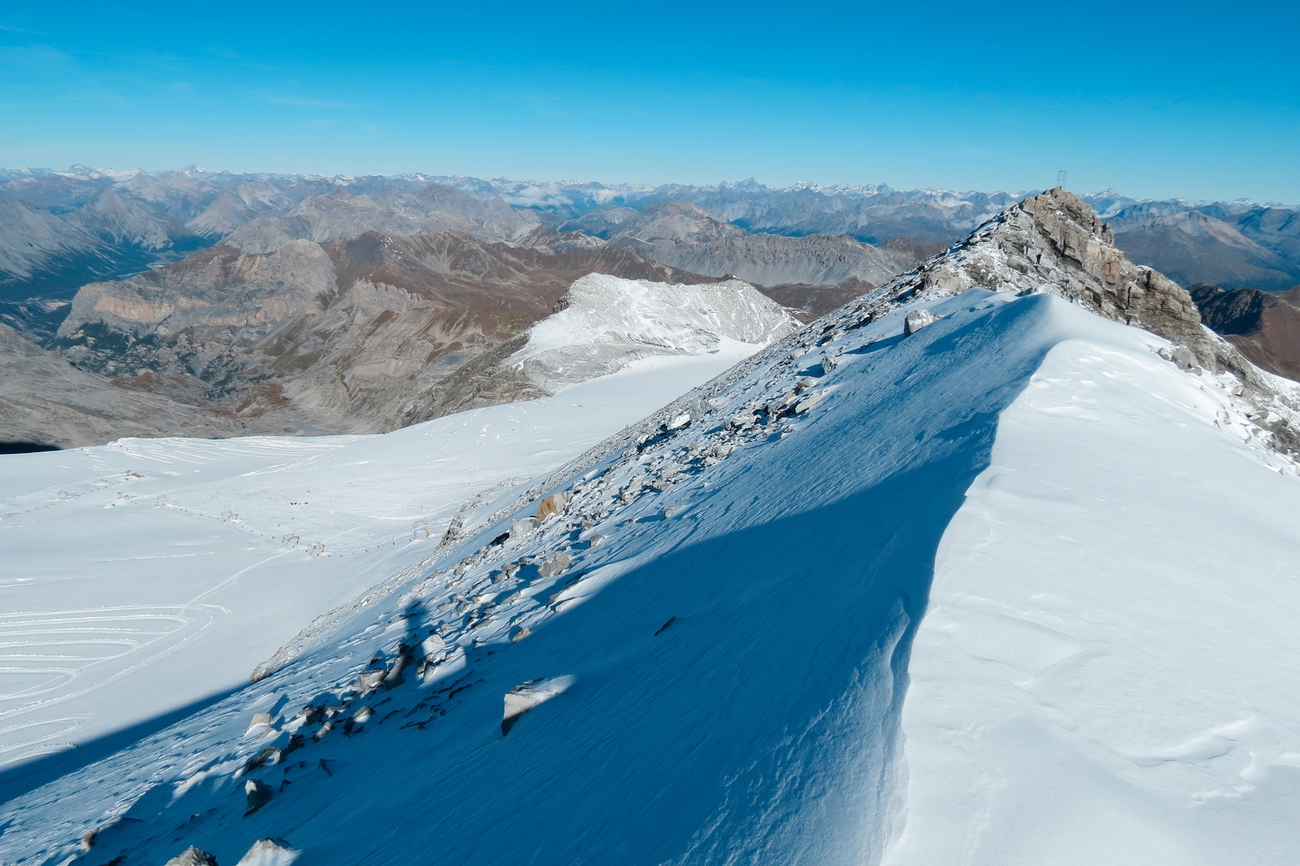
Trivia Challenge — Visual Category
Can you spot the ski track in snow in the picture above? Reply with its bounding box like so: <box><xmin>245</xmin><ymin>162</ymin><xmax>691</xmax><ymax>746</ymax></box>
<box><xmin>0</xmin><ymin>349</ymin><xmax>758</xmax><ymax>790</ymax></box>
<box><xmin>0</xmin><ymin>289</ymin><xmax>1297</xmax><ymax>864</ymax></box>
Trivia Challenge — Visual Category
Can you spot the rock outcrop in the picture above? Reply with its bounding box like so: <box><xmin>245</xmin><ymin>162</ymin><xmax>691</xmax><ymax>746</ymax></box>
<box><xmin>856</xmin><ymin>187</ymin><xmax>1300</xmax><ymax>454</ymax></box>
<box><xmin>0</xmin><ymin>322</ymin><xmax>262</xmax><ymax>448</ymax></box>
<box><xmin>875</xmin><ymin>187</ymin><xmax>1271</xmax><ymax>390</ymax></box>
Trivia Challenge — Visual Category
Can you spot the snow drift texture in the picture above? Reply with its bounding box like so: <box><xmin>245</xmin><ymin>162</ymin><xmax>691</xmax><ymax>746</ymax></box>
<box><xmin>2</xmin><ymin>190</ymin><xmax>1299</xmax><ymax>865</ymax></box>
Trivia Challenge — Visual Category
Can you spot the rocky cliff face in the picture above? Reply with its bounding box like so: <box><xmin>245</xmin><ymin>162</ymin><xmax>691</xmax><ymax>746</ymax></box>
<box><xmin>875</xmin><ymin>189</ymin><xmax>1255</xmax><ymax>376</ymax></box>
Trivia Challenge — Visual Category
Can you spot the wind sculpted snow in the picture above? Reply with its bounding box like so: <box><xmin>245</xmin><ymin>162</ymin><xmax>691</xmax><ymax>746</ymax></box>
<box><xmin>0</xmin><ymin>290</ymin><xmax>1067</xmax><ymax>864</ymax></box>
<box><xmin>0</xmin><ymin>351</ymin><xmax>753</xmax><ymax>803</ymax></box>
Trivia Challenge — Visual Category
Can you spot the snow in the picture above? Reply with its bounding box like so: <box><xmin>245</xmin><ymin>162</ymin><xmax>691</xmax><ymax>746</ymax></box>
<box><xmin>0</xmin><ymin>350</ymin><xmax>751</xmax><ymax>795</ymax></box>
<box><xmin>884</xmin><ymin>321</ymin><xmax>1300</xmax><ymax>864</ymax></box>
<box><xmin>1</xmin><ymin>286</ymin><xmax>1298</xmax><ymax>864</ymax></box>
<box><xmin>512</xmin><ymin>273</ymin><xmax>798</xmax><ymax>391</ymax></box>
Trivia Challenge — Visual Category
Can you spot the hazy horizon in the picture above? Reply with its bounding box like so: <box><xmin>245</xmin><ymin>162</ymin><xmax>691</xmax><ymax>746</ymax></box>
<box><xmin>2</xmin><ymin>0</ymin><xmax>1297</xmax><ymax>204</ymax></box>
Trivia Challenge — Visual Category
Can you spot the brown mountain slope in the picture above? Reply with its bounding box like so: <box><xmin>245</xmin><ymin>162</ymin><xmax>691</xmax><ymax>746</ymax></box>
<box><xmin>1188</xmin><ymin>283</ymin><xmax>1300</xmax><ymax>381</ymax></box>
<box><xmin>0</xmin><ymin>323</ymin><xmax>264</xmax><ymax>448</ymax></box>
<box><xmin>50</xmin><ymin>232</ymin><xmax>713</xmax><ymax>435</ymax></box>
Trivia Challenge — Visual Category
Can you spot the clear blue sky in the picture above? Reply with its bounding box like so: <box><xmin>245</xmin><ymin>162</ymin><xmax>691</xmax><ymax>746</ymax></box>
<box><xmin>2</xmin><ymin>1</ymin><xmax>1297</xmax><ymax>202</ymax></box>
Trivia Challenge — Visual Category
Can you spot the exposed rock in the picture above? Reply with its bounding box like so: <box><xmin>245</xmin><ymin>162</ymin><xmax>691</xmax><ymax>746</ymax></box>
<box><xmin>605</xmin><ymin>202</ymin><xmax>921</xmax><ymax>287</ymax></box>
<box><xmin>0</xmin><ymin>323</ymin><xmax>254</xmax><ymax>449</ymax></box>
<box><xmin>509</xmin><ymin>517</ymin><xmax>538</xmax><ymax>540</ymax></box>
<box><xmin>244</xmin><ymin>779</ymin><xmax>272</xmax><ymax>813</ymax></box>
<box><xmin>1108</xmin><ymin>207</ymin><xmax>1300</xmax><ymax>290</ymax></box>
<box><xmin>538</xmin><ymin>553</ymin><xmax>571</xmax><ymax>578</ymax></box>
<box><xmin>501</xmin><ymin>676</ymin><xmax>575</xmax><ymax>736</ymax></box>
<box><xmin>536</xmin><ymin>491</ymin><xmax>571</xmax><ymax>521</ymax></box>
<box><xmin>44</xmin><ymin>232</ymin><xmax>714</xmax><ymax>441</ymax></box>
<box><xmin>857</xmin><ymin>187</ymin><xmax>1298</xmax><ymax>454</ymax></box>
<box><xmin>235</xmin><ymin>837</ymin><xmax>298</xmax><ymax>866</ymax></box>
<box><xmin>757</xmin><ymin>277</ymin><xmax>877</xmax><ymax>322</ymax></box>
<box><xmin>343</xmin><ymin>706</ymin><xmax>373</xmax><ymax>735</ymax></box>
<box><xmin>880</xmin><ymin>187</ymin><xmax>1267</xmax><ymax>390</ymax></box>
<box><xmin>903</xmin><ymin>309</ymin><xmax>936</xmax><ymax>335</ymax></box>
<box><xmin>166</xmin><ymin>845</ymin><xmax>219</xmax><ymax>866</ymax></box>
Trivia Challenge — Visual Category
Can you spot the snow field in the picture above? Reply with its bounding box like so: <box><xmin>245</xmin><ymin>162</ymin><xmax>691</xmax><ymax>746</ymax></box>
<box><xmin>1</xmin><ymin>287</ymin><xmax>1296</xmax><ymax>865</ymax></box>
<box><xmin>1</xmin><ymin>289</ymin><xmax>1065</xmax><ymax>864</ymax></box>
<box><xmin>885</xmin><ymin>317</ymin><xmax>1300</xmax><ymax>864</ymax></box>
<box><xmin>0</xmin><ymin>349</ymin><xmax>756</xmax><ymax>794</ymax></box>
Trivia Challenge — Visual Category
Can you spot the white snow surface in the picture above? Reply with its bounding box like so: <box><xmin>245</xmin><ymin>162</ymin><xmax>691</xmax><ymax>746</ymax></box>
<box><xmin>0</xmin><ymin>350</ymin><xmax>751</xmax><ymax>789</ymax></box>
<box><xmin>1</xmin><ymin>287</ymin><xmax>1299</xmax><ymax>864</ymax></box>
<box><xmin>511</xmin><ymin>273</ymin><xmax>798</xmax><ymax>391</ymax></box>
<box><xmin>885</xmin><ymin>326</ymin><xmax>1300</xmax><ymax>864</ymax></box>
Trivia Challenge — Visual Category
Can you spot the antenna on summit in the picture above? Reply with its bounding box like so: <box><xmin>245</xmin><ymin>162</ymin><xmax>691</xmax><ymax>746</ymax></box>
<box><xmin>1056</xmin><ymin>170</ymin><xmax>1067</xmax><ymax>188</ymax></box>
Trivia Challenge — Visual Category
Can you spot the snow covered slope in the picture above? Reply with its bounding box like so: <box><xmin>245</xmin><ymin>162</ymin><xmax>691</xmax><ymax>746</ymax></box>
<box><xmin>3</xmin><ymin>191</ymin><xmax>1299</xmax><ymax>865</ymax></box>
<box><xmin>511</xmin><ymin>273</ymin><xmax>798</xmax><ymax>390</ymax></box>
<box><xmin>884</xmin><ymin>318</ymin><xmax>1300</xmax><ymax>865</ymax></box>
<box><xmin>0</xmin><ymin>349</ymin><xmax>759</xmax><ymax>800</ymax></box>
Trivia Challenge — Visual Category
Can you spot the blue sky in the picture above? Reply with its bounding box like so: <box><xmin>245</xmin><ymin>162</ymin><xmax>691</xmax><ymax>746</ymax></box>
<box><xmin>2</xmin><ymin>0</ymin><xmax>1297</xmax><ymax>202</ymax></box>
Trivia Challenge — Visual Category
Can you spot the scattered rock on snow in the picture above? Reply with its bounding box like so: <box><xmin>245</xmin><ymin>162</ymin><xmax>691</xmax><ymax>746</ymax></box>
<box><xmin>244</xmin><ymin>779</ymin><xmax>272</xmax><ymax>813</ymax></box>
<box><xmin>236</xmin><ymin>837</ymin><xmax>299</xmax><ymax>866</ymax></box>
<box><xmin>501</xmin><ymin>676</ymin><xmax>576</xmax><ymax>736</ymax></box>
<box><xmin>587</xmin><ymin>534</ymin><xmax>607</xmax><ymax>549</ymax></box>
<box><xmin>793</xmin><ymin>392</ymin><xmax>825</xmax><ymax>414</ymax></box>
<box><xmin>509</xmin><ymin>517</ymin><xmax>538</xmax><ymax>540</ymax></box>
<box><xmin>166</xmin><ymin>845</ymin><xmax>219</xmax><ymax>866</ymax></box>
<box><xmin>1171</xmin><ymin>346</ymin><xmax>1199</xmax><ymax>372</ymax></box>
<box><xmin>343</xmin><ymin>706</ymin><xmax>373</xmax><ymax>735</ymax></box>
<box><xmin>536</xmin><ymin>492</ymin><xmax>570</xmax><ymax>521</ymax></box>
<box><xmin>904</xmin><ymin>309</ymin><xmax>937</xmax><ymax>336</ymax></box>
<box><xmin>538</xmin><ymin>552</ymin><xmax>571</xmax><ymax>578</ymax></box>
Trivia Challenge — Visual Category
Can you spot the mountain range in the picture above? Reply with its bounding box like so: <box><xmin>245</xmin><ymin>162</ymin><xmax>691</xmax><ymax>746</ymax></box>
<box><xmin>3</xmin><ymin>188</ymin><xmax>1298</xmax><ymax>865</ymax></box>
<box><xmin>2</xmin><ymin>166</ymin><xmax>1299</xmax><ymax>448</ymax></box>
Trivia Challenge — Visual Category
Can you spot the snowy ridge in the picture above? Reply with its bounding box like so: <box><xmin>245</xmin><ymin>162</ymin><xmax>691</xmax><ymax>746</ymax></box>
<box><xmin>0</xmin><ymin>353</ymin><xmax>753</xmax><ymax>786</ymax></box>
<box><xmin>4</xmin><ymin>191</ymin><xmax>1300</xmax><ymax>864</ymax></box>
<box><xmin>7</xmin><ymin>277</ymin><xmax>1293</xmax><ymax>863</ymax></box>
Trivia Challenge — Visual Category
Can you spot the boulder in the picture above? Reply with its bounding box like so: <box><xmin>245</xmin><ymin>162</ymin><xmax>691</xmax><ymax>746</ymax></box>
<box><xmin>904</xmin><ymin>309</ymin><xmax>936</xmax><ymax>336</ymax></box>
<box><xmin>538</xmin><ymin>552</ymin><xmax>571</xmax><ymax>578</ymax></box>
<box><xmin>166</xmin><ymin>846</ymin><xmax>219</xmax><ymax>866</ymax></box>
<box><xmin>501</xmin><ymin>676</ymin><xmax>576</xmax><ymax>736</ymax></box>
<box><xmin>236</xmin><ymin>837</ymin><xmax>299</xmax><ymax>866</ymax></box>
<box><xmin>244</xmin><ymin>779</ymin><xmax>272</xmax><ymax>812</ymax></box>
<box><xmin>246</xmin><ymin>712</ymin><xmax>273</xmax><ymax>735</ymax></box>
<box><xmin>536</xmin><ymin>491</ymin><xmax>571</xmax><ymax>521</ymax></box>
<box><xmin>509</xmin><ymin>517</ymin><xmax>538</xmax><ymax>540</ymax></box>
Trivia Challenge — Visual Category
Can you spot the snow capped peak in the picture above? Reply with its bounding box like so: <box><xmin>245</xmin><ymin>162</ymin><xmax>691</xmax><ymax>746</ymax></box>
<box><xmin>511</xmin><ymin>273</ymin><xmax>799</xmax><ymax>391</ymax></box>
